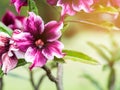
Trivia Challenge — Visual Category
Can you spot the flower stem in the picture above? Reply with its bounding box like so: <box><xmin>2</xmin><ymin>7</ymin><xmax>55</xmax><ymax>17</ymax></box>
<box><xmin>107</xmin><ymin>63</ymin><xmax>115</xmax><ymax>90</ymax></box>
<box><xmin>42</xmin><ymin>64</ymin><xmax>64</xmax><ymax>90</ymax></box>
<box><xmin>0</xmin><ymin>78</ymin><xmax>3</xmax><ymax>90</ymax></box>
<box><xmin>56</xmin><ymin>63</ymin><xmax>64</xmax><ymax>90</ymax></box>
<box><xmin>65</xmin><ymin>20</ymin><xmax>120</xmax><ymax>31</ymax></box>
<box><xmin>29</xmin><ymin>71</ymin><xmax>46</xmax><ymax>90</ymax></box>
<box><xmin>42</xmin><ymin>65</ymin><xmax>58</xmax><ymax>84</ymax></box>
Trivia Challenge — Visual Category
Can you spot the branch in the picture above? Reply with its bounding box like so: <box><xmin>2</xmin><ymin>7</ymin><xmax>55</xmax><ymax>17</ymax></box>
<box><xmin>0</xmin><ymin>78</ymin><xmax>3</xmax><ymax>90</ymax></box>
<box><xmin>29</xmin><ymin>71</ymin><xmax>36</xmax><ymax>89</ymax></box>
<box><xmin>36</xmin><ymin>74</ymin><xmax>46</xmax><ymax>89</ymax></box>
<box><xmin>57</xmin><ymin>63</ymin><xmax>64</xmax><ymax>90</ymax></box>
<box><xmin>42</xmin><ymin>65</ymin><xmax>58</xmax><ymax>84</ymax></box>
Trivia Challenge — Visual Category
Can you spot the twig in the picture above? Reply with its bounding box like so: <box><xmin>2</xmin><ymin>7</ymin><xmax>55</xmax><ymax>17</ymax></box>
<box><xmin>29</xmin><ymin>70</ymin><xmax>46</xmax><ymax>90</ymax></box>
<box><xmin>57</xmin><ymin>63</ymin><xmax>64</xmax><ymax>90</ymax></box>
<box><xmin>36</xmin><ymin>74</ymin><xmax>46</xmax><ymax>89</ymax></box>
<box><xmin>42</xmin><ymin>65</ymin><xmax>58</xmax><ymax>84</ymax></box>
<box><xmin>42</xmin><ymin>64</ymin><xmax>64</xmax><ymax>90</ymax></box>
<box><xmin>29</xmin><ymin>71</ymin><xmax>36</xmax><ymax>89</ymax></box>
<box><xmin>0</xmin><ymin>78</ymin><xmax>3</xmax><ymax>90</ymax></box>
<box><xmin>108</xmin><ymin>66</ymin><xmax>115</xmax><ymax>90</ymax></box>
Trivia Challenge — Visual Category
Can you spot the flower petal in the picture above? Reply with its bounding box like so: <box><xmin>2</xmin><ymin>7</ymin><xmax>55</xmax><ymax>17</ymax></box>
<box><xmin>2</xmin><ymin>11</ymin><xmax>15</xmax><ymax>27</ymax></box>
<box><xmin>13</xmin><ymin>30</ymin><xmax>34</xmax><ymax>52</ymax></box>
<box><xmin>72</xmin><ymin>0</ymin><xmax>93</xmax><ymax>12</ymax></box>
<box><xmin>43</xmin><ymin>21</ymin><xmax>63</xmax><ymax>42</ymax></box>
<box><xmin>11</xmin><ymin>0</ymin><xmax>27</xmax><ymax>13</ymax></box>
<box><xmin>0</xmin><ymin>32</ymin><xmax>10</xmax><ymax>55</ymax></box>
<box><xmin>2</xmin><ymin>52</ymin><xmax>18</xmax><ymax>74</ymax></box>
<box><xmin>24</xmin><ymin>12</ymin><xmax>44</xmax><ymax>36</ymax></box>
<box><xmin>47</xmin><ymin>0</ymin><xmax>58</xmax><ymax>5</ymax></box>
<box><xmin>42</xmin><ymin>41</ymin><xmax>64</xmax><ymax>60</ymax></box>
<box><xmin>25</xmin><ymin>47</ymin><xmax>47</xmax><ymax>70</ymax></box>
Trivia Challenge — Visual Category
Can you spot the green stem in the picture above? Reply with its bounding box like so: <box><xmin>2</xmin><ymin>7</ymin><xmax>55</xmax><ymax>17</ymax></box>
<box><xmin>107</xmin><ymin>63</ymin><xmax>115</xmax><ymax>90</ymax></box>
<box><xmin>0</xmin><ymin>78</ymin><xmax>3</xmax><ymax>90</ymax></box>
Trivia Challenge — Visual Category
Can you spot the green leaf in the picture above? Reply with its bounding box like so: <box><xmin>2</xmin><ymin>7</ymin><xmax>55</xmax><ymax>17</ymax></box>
<box><xmin>113</xmin><ymin>48</ymin><xmax>120</xmax><ymax>61</ymax></box>
<box><xmin>82</xmin><ymin>73</ymin><xmax>103</xmax><ymax>90</ymax></box>
<box><xmin>102</xmin><ymin>64</ymin><xmax>109</xmax><ymax>71</ymax></box>
<box><xmin>16</xmin><ymin>59</ymin><xmax>27</xmax><ymax>68</ymax></box>
<box><xmin>8</xmin><ymin>73</ymin><xmax>28</xmax><ymax>80</ymax></box>
<box><xmin>99</xmin><ymin>21</ymin><xmax>120</xmax><ymax>31</ymax></box>
<box><xmin>28</xmin><ymin>0</ymin><xmax>38</xmax><ymax>14</ymax></box>
<box><xmin>0</xmin><ymin>22</ymin><xmax>13</xmax><ymax>36</ymax></box>
<box><xmin>95</xmin><ymin>5</ymin><xmax>119</xmax><ymax>15</ymax></box>
<box><xmin>62</xmin><ymin>23</ymin><xmax>69</xmax><ymax>33</ymax></box>
<box><xmin>54</xmin><ymin>57</ymin><xmax>65</xmax><ymax>63</ymax></box>
<box><xmin>88</xmin><ymin>42</ymin><xmax>111</xmax><ymax>61</ymax></box>
<box><xmin>63</xmin><ymin>50</ymin><xmax>99</xmax><ymax>65</ymax></box>
<box><xmin>0</xmin><ymin>68</ymin><xmax>4</xmax><ymax>78</ymax></box>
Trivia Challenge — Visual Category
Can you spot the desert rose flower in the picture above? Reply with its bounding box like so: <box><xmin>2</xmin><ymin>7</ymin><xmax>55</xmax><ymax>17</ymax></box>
<box><xmin>13</xmin><ymin>12</ymin><xmax>64</xmax><ymax>69</ymax></box>
<box><xmin>2</xmin><ymin>11</ymin><xmax>25</xmax><ymax>30</ymax></box>
<box><xmin>105</xmin><ymin>0</ymin><xmax>120</xmax><ymax>7</ymax></box>
<box><xmin>0</xmin><ymin>32</ymin><xmax>18</xmax><ymax>73</ymax></box>
<box><xmin>47</xmin><ymin>0</ymin><xmax>95</xmax><ymax>15</ymax></box>
<box><xmin>11</xmin><ymin>0</ymin><xmax>27</xmax><ymax>13</ymax></box>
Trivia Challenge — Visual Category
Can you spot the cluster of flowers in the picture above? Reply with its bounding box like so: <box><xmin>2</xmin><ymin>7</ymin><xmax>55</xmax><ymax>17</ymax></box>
<box><xmin>0</xmin><ymin>10</ymin><xmax>65</xmax><ymax>74</ymax></box>
<box><xmin>1</xmin><ymin>0</ymin><xmax>120</xmax><ymax>74</ymax></box>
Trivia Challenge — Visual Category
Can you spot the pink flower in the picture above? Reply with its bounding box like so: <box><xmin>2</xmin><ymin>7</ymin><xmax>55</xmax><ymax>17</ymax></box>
<box><xmin>2</xmin><ymin>11</ymin><xmax>25</xmax><ymax>30</ymax></box>
<box><xmin>13</xmin><ymin>12</ymin><xmax>64</xmax><ymax>69</ymax></box>
<box><xmin>0</xmin><ymin>32</ymin><xmax>18</xmax><ymax>73</ymax></box>
<box><xmin>47</xmin><ymin>0</ymin><xmax>95</xmax><ymax>15</ymax></box>
<box><xmin>11</xmin><ymin>0</ymin><xmax>27</xmax><ymax>13</ymax></box>
<box><xmin>105</xmin><ymin>0</ymin><xmax>120</xmax><ymax>7</ymax></box>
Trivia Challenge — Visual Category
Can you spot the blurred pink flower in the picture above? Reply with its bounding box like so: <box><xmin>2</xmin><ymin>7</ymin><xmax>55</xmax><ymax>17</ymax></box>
<box><xmin>2</xmin><ymin>11</ymin><xmax>25</xmax><ymax>30</ymax></box>
<box><xmin>107</xmin><ymin>0</ymin><xmax>120</xmax><ymax>7</ymax></box>
<box><xmin>0</xmin><ymin>32</ymin><xmax>18</xmax><ymax>73</ymax></box>
<box><xmin>13</xmin><ymin>12</ymin><xmax>64</xmax><ymax>69</ymax></box>
<box><xmin>47</xmin><ymin>0</ymin><xmax>96</xmax><ymax>15</ymax></box>
<box><xmin>11</xmin><ymin>0</ymin><xmax>27</xmax><ymax>13</ymax></box>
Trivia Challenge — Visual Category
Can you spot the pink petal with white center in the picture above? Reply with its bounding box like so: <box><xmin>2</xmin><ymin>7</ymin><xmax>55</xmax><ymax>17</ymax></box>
<box><xmin>43</xmin><ymin>21</ymin><xmax>63</xmax><ymax>42</ymax></box>
<box><xmin>72</xmin><ymin>0</ymin><xmax>93</xmax><ymax>12</ymax></box>
<box><xmin>24</xmin><ymin>12</ymin><xmax>44</xmax><ymax>36</ymax></box>
<box><xmin>13</xmin><ymin>30</ymin><xmax>34</xmax><ymax>52</ymax></box>
<box><xmin>42</xmin><ymin>41</ymin><xmax>65</xmax><ymax>60</ymax></box>
<box><xmin>2</xmin><ymin>52</ymin><xmax>18</xmax><ymax>74</ymax></box>
<box><xmin>25</xmin><ymin>47</ymin><xmax>47</xmax><ymax>70</ymax></box>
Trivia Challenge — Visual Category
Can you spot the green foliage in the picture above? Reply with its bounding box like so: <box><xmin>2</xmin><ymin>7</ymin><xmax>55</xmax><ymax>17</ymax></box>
<box><xmin>16</xmin><ymin>59</ymin><xmax>27</xmax><ymax>68</ymax></box>
<box><xmin>113</xmin><ymin>48</ymin><xmax>120</xmax><ymax>61</ymax></box>
<box><xmin>88</xmin><ymin>42</ymin><xmax>111</xmax><ymax>61</ymax></box>
<box><xmin>62</xmin><ymin>23</ymin><xmax>69</xmax><ymax>33</ymax></box>
<box><xmin>99</xmin><ymin>21</ymin><xmax>120</xmax><ymax>31</ymax></box>
<box><xmin>54</xmin><ymin>57</ymin><xmax>65</xmax><ymax>63</ymax></box>
<box><xmin>95</xmin><ymin>5</ymin><xmax>119</xmax><ymax>15</ymax></box>
<box><xmin>82</xmin><ymin>73</ymin><xmax>103</xmax><ymax>90</ymax></box>
<box><xmin>0</xmin><ymin>68</ymin><xmax>4</xmax><ymax>77</ymax></box>
<box><xmin>0</xmin><ymin>22</ymin><xmax>13</xmax><ymax>36</ymax></box>
<box><xmin>8</xmin><ymin>73</ymin><xmax>28</xmax><ymax>80</ymax></box>
<box><xmin>28</xmin><ymin>0</ymin><xmax>38</xmax><ymax>14</ymax></box>
<box><xmin>63</xmin><ymin>50</ymin><xmax>99</xmax><ymax>65</ymax></box>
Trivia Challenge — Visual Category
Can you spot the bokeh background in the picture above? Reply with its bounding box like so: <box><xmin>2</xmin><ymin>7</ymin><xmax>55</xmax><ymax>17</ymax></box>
<box><xmin>1</xmin><ymin>0</ymin><xmax>120</xmax><ymax>90</ymax></box>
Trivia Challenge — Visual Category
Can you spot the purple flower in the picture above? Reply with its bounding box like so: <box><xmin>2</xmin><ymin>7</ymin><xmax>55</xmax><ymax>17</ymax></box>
<box><xmin>47</xmin><ymin>0</ymin><xmax>95</xmax><ymax>15</ymax></box>
<box><xmin>0</xmin><ymin>32</ymin><xmax>18</xmax><ymax>73</ymax></box>
<box><xmin>13</xmin><ymin>12</ymin><xmax>64</xmax><ymax>69</ymax></box>
<box><xmin>11</xmin><ymin>0</ymin><xmax>27</xmax><ymax>13</ymax></box>
<box><xmin>2</xmin><ymin>11</ymin><xmax>25</xmax><ymax>30</ymax></box>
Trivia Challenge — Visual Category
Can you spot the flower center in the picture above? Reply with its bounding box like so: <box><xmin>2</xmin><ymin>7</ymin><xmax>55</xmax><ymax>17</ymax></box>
<box><xmin>35</xmin><ymin>39</ymin><xmax>44</xmax><ymax>48</ymax></box>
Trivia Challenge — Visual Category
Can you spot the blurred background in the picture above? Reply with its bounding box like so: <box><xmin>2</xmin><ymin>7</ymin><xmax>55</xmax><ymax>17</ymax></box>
<box><xmin>1</xmin><ymin>0</ymin><xmax>120</xmax><ymax>90</ymax></box>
